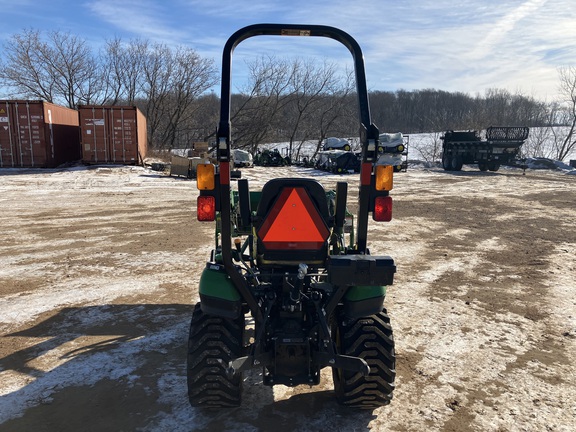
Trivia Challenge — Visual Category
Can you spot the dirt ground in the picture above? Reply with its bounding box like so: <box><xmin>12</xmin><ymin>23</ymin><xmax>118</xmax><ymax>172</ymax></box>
<box><xmin>1</xmin><ymin>164</ymin><xmax>575</xmax><ymax>432</ymax></box>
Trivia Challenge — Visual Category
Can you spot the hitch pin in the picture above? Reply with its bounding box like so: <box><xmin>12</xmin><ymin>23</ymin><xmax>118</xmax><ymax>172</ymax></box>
<box><xmin>290</xmin><ymin>264</ymin><xmax>308</xmax><ymax>304</ymax></box>
<box><xmin>298</xmin><ymin>263</ymin><xmax>308</xmax><ymax>280</ymax></box>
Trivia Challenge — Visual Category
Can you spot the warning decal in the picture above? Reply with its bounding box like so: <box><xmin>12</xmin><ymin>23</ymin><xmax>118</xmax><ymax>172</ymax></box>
<box><xmin>258</xmin><ymin>187</ymin><xmax>329</xmax><ymax>250</ymax></box>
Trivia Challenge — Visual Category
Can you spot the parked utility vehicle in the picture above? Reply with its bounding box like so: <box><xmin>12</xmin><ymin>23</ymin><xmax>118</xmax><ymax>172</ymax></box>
<box><xmin>441</xmin><ymin>126</ymin><xmax>529</xmax><ymax>171</ymax></box>
<box><xmin>188</xmin><ymin>24</ymin><xmax>397</xmax><ymax>409</ymax></box>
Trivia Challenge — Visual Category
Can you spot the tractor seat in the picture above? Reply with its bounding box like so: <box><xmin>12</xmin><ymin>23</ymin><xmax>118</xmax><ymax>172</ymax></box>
<box><xmin>255</xmin><ymin>178</ymin><xmax>332</xmax><ymax>266</ymax></box>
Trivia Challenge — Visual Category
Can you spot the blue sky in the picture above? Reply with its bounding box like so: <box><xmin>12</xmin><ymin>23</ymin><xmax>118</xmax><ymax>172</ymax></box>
<box><xmin>1</xmin><ymin>0</ymin><xmax>575</xmax><ymax>101</ymax></box>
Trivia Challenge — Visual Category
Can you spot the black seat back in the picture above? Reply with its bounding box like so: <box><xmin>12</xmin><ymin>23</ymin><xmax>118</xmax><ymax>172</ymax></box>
<box><xmin>255</xmin><ymin>178</ymin><xmax>332</xmax><ymax>266</ymax></box>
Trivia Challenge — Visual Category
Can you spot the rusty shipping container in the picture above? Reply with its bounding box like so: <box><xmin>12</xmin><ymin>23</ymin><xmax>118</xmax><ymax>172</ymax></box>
<box><xmin>0</xmin><ymin>100</ymin><xmax>80</xmax><ymax>168</ymax></box>
<box><xmin>78</xmin><ymin>105</ymin><xmax>147</xmax><ymax>165</ymax></box>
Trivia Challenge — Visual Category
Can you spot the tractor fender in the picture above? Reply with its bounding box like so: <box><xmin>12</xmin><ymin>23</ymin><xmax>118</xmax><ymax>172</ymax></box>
<box><xmin>199</xmin><ymin>263</ymin><xmax>242</xmax><ymax>319</ymax></box>
<box><xmin>343</xmin><ymin>285</ymin><xmax>386</xmax><ymax>319</ymax></box>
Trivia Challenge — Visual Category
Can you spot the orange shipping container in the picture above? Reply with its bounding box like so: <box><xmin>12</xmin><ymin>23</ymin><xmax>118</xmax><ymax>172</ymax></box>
<box><xmin>78</xmin><ymin>105</ymin><xmax>147</xmax><ymax>165</ymax></box>
<box><xmin>0</xmin><ymin>100</ymin><xmax>80</xmax><ymax>168</ymax></box>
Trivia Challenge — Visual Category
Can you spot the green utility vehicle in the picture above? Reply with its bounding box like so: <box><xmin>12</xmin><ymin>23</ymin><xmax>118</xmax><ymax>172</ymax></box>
<box><xmin>188</xmin><ymin>24</ymin><xmax>398</xmax><ymax>409</ymax></box>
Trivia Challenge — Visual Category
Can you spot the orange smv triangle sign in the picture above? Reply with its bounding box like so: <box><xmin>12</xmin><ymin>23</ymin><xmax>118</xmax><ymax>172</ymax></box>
<box><xmin>259</xmin><ymin>187</ymin><xmax>329</xmax><ymax>250</ymax></box>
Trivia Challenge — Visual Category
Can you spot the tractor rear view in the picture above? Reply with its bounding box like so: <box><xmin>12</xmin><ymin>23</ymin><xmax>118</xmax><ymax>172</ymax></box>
<box><xmin>187</xmin><ymin>24</ymin><xmax>398</xmax><ymax>409</ymax></box>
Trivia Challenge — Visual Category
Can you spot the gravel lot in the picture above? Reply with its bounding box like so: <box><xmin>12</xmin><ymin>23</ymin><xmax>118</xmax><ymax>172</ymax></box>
<box><xmin>1</xmin><ymin>164</ymin><xmax>575</xmax><ymax>431</ymax></box>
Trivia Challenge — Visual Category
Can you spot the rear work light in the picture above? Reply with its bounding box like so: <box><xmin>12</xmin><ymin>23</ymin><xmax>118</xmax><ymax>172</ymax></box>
<box><xmin>197</xmin><ymin>163</ymin><xmax>215</xmax><ymax>190</ymax></box>
<box><xmin>373</xmin><ymin>196</ymin><xmax>393</xmax><ymax>222</ymax></box>
<box><xmin>197</xmin><ymin>195</ymin><xmax>216</xmax><ymax>221</ymax></box>
<box><xmin>375</xmin><ymin>165</ymin><xmax>394</xmax><ymax>191</ymax></box>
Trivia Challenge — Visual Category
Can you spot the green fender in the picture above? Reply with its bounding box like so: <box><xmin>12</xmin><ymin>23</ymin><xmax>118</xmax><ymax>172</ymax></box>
<box><xmin>199</xmin><ymin>263</ymin><xmax>241</xmax><ymax>318</ymax></box>
<box><xmin>343</xmin><ymin>285</ymin><xmax>387</xmax><ymax>318</ymax></box>
<box><xmin>345</xmin><ymin>285</ymin><xmax>387</xmax><ymax>301</ymax></box>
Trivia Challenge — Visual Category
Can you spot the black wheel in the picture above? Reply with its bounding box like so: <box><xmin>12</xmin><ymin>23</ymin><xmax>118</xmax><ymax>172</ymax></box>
<box><xmin>442</xmin><ymin>153</ymin><xmax>452</xmax><ymax>171</ymax></box>
<box><xmin>332</xmin><ymin>309</ymin><xmax>396</xmax><ymax>409</ymax></box>
<box><xmin>478</xmin><ymin>162</ymin><xmax>488</xmax><ymax>171</ymax></box>
<box><xmin>187</xmin><ymin>303</ymin><xmax>245</xmax><ymax>408</ymax></box>
<box><xmin>488</xmin><ymin>162</ymin><xmax>500</xmax><ymax>171</ymax></box>
<box><xmin>451</xmin><ymin>155</ymin><xmax>463</xmax><ymax>171</ymax></box>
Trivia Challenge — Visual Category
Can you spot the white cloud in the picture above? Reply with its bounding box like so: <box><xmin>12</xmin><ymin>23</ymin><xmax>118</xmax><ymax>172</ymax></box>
<box><xmin>2</xmin><ymin>0</ymin><xmax>575</xmax><ymax>100</ymax></box>
<box><xmin>351</xmin><ymin>0</ymin><xmax>576</xmax><ymax>98</ymax></box>
<box><xmin>467</xmin><ymin>0</ymin><xmax>548</xmax><ymax>60</ymax></box>
<box><xmin>86</xmin><ymin>0</ymin><xmax>188</xmax><ymax>42</ymax></box>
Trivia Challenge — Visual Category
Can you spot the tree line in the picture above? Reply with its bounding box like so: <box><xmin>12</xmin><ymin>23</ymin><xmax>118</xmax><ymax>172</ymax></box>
<box><xmin>1</xmin><ymin>29</ymin><xmax>575</xmax><ymax>161</ymax></box>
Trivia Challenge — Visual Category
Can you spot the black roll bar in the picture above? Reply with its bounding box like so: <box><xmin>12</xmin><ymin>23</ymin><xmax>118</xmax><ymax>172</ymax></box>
<box><xmin>217</xmin><ymin>23</ymin><xmax>379</xmax><ymax>163</ymax></box>
<box><xmin>216</xmin><ymin>24</ymin><xmax>378</xmax><ymax>318</ymax></box>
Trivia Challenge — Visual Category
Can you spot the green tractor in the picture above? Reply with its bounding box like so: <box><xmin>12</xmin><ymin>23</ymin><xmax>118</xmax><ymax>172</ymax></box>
<box><xmin>188</xmin><ymin>24</ymin><xmax>397</xmax><ymax>409</ymax></box>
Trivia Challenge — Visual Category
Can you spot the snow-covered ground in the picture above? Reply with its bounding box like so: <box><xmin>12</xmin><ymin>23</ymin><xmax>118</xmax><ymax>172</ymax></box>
<box><xmin>0</xmin><ymin>159</ymin><xmax>575</xmax><ymax>431</ymax></box>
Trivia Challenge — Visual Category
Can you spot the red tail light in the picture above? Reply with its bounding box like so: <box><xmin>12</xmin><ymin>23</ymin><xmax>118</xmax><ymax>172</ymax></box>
<box><xmin>197</xmin><ymin>196</ymin><xmax>215</xmax><ymax>221</ymax></box>
<box><xmin>373</xmin><ymin>196</ymin><xmax>392</xmax><ymax>222</ymax></box>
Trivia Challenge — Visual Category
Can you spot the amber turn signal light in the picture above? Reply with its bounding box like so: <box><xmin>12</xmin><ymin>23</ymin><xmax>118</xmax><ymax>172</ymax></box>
<box><xmin>375</xmin><ymin>165</ymin><xmax>394</xmax><ymax>191</ymax></box>
<box><xmin>197</xmin><ymin>164</ymin><xmax>215</xmax><ymax>190</ymax></box>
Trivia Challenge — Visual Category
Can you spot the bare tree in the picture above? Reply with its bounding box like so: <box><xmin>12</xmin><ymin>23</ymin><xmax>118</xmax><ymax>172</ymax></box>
<box><xmin>550</xmin><ymin>66</ymin><xmax>576</xmax><ymax>161</ymax></box>
<box><xmin>231</xmin><ymin>55</ymin><xmax>292</xmax><ymax>155</ymax></box>
<box><xmin>230</xmin><ymin>56</ymin><xmax>356</xmax><ymax>160</ymax></box>
<box><xmin>2</xmin><ymin>27</ymin><xmax>557</xmax><ymax>156</ymax></box>
<box><xmin>308</xmin><ymin>73</ymin><xmax>356</xmax><ymax>160</ymax></box>
<box><xmin>184</xmin><ymin>92</ymin><xmax>219</xmax><ymax>143</ymax></box>
<box><xmin>46</xmin><ymin>31</ymin><xmax>101</xmax><ymax>107</ymax></box>
<box><xmin>0</xmin><ymin>29</ymin><xmax>101</xmax><ymax>107</ymax></box>
<box><xmin>284</xmin><ymin>59</ymin><xmax>343</xmax><ymax>158</ymax></box>
<box><xmin>412</xmin><ymin>132</ymin><xmax>443</xmax><ymax>163</ymax></box>
<box><xmin>142</xmin><ymin>43</ymin><xmax>218</xmax><ymax>149</ymax></box>
<box><xmin>101</xmin><ymin>38</ymin><xmax>148</xmax><ymax>105</ymax></box>
<box><xmin>0</xmin><ymin>30</ymin><xmax>53</xmax><ymax>101</ymax></box>
<box><xmin>523</xmin><ymin>123</ymin><xmax>554</xmax><ymax>159</ymax></box>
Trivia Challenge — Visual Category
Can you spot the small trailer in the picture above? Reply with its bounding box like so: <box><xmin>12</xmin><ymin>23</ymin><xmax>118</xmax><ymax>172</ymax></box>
<box><xmin>441</xmin><ymin>126</ymin><xmax>529</xmax><ymax>172</ymax></box>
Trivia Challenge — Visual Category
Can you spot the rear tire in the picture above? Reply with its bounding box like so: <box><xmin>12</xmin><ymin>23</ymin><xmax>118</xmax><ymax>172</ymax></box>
<box><xmin>187</xmin><ymin>303</ymin><xmax>245</xmax><ymax>408</ymax></box>
<box><xmin>442</xmin><ymin>153</ymin><xmax>452</xmax><ymax>171</ymax></box>
<box><xmin>332</xmin><ymin>309</ymin><xmax>396</xmax><ymax>409</ymax></box>
<box><xmin>451</xmin><ymin>155</ymin><xmax>463</xmax><ymax>171</ymax></box>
